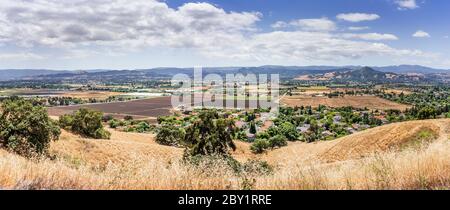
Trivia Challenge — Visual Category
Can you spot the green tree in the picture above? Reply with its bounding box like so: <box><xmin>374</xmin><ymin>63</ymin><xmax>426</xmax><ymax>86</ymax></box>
<box><xmin>249</xmin><ymin>121</ymin><xmax>257</xmax><ymax>134</ymax></box>
<box><xmin>60</xmin><ymin>108</ymin><xmax>111</xmax><ymax>139</ymax></box>
<box><xmin>156</xmin><ymin>125</ymin><xmax>185</xmax><ymax>146</ymax></box>
<box><xmin>0</xmin><ymin>98</ymin><xmax>60</xmax><ymax>156</ymax></box>
<box><xmin>279</xmin><ymin>122</ymin><xmax>299</xmax><ymax>141</ymax></box>
<box><xmin>182</xmin><ymin>110</ymin><xmax>236</xmax><ymax>157</ymax></box>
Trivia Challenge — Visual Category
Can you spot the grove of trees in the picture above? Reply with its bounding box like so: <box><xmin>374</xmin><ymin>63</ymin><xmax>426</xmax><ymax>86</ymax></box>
<box><xmin>0</xmin><ymin>98</ymin><xmax>60</xmax><ymax>156</ymax></box>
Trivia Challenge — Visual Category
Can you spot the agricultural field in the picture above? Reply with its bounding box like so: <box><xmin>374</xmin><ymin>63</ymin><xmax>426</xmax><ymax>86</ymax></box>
<box><xmin>0</xmin><ymin>88</ymin><xmax>125</xmax><ymax>100</ymax></box>
<box><xmin>48</xmin><ymin>96</ymin><xmax>173</xmax><ymax>119</ymax></box>
<box><xmin>281</xmin><ymin>95</ymin><xmax>411</xmax><ymax>111</ymax></box>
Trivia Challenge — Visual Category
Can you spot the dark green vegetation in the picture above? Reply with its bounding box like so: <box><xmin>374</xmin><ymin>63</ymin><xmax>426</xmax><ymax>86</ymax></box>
<box><xmin>156</xmin><ymin>125</ymin><xmax>185</xmax><ymax>146</ymax></box>
<box><xmin>0</xmin><ymin>98</ymin><xmax>60</xmax><ymax>156</ymax></box>
<box><xmin>182</xmin><ymin>110</ymin><xmax>236</xmax><ymax>157</ymax></box>
<box><xmin>249</xmin><ymin>105</ymin><xmax>384</xmax><ymax>153</ymax></box>
<box><xmin>379</xmin><ymin>86</ymin><xmax>450</xmax><ymax>120</ymax></box>
<box><xmin>108</xmin><ymin>117</ymin><xmax>157</xmax><ymax>133</ymax></box>
<box><xmin>59</xmin><ymin>108</ymin><xmax>111</xmax><ymax>139</ymax></box>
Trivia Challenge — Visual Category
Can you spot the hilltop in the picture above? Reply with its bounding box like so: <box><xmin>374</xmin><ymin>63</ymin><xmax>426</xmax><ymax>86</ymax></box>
<box><xmin>0</xmin><ymin>65</ymin><xmax>448</xmax><ymax>83</ymax></box>
<box><xmin>0</xmin><ymin>118</ymin><xmax>448</xmax><ymax>190</ymax></box>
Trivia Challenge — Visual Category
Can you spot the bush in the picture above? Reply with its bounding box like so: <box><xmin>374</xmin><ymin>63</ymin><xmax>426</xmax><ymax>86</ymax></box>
<box><xmin>268</xmin><ymin>135</ymin><xmax>288</xmax><ymax>148</ymax></box>
<box><xmin>59</xmin><ymin>108</ymin><xmax>111</xmax><ymax>139</ymax></box>
<box><xmin>108</xmin><ymin>119</ymin><xmax>120</xmax><ymax>128</ymax></box>
<box><xmin>0</xmin><ymin>98</ymin><xmax>60</xmax><ymax>156</ymax></box>
<box><xmin>58</xmin><ymin>114</ymin><xmax>74</xmax><ymax>130</ymax></box>
<box><xmin>102</xmin><ymin>114</ymin><xmax>114</xmax><ymax>122</ymax></box>
<box><xmin>279</xmin><ymin>122</ymin><xmax>299</xmax><ymax>141</ymax></box>
<box><xmin>241</xmin><ymin>160</ymin><xmax>273</xmax><ymax>176</ymax></box>
<box><xmin>156</xmin><ymin>125</ymin><xmax>185</xmax><ymax>146</ymax></box>
<box><xmin>250</xmin><ymin>139</ymin><xmax>270</xmax><ymax>154</ymax></box>
<box><xmin>124</xmin><ymin>115</ymin><xmax>134</xmax><ymax>121</ymax></box>
<box><xmin>135</xmin><ymin>121</ymin><xmax>151</xmax><ymax>133</ymax></box>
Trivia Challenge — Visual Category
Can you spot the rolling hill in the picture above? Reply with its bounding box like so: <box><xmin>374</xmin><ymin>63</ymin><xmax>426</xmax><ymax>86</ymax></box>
<box><xmin>0</xmin><ymin>65</ymin><xmax>448</xmax><ymax>83</ymax></box>
<box><xmin>0</xmin><ymin>118</ymin><xmax>448</xmax><ymax>189</ymax></box>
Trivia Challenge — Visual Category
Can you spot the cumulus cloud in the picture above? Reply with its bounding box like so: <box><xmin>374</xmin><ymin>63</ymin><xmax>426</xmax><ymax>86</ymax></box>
<box><xmin>336</xmin><ymin>13</ymin><xmax>380</xmax><ymax>22</ymax></box>
<box><xmin>341</xmin><ymin>33</ymin><xmax>399</xmax><ymax>41</ymax></box>
<box><xmin>348</xmin><ymin>26</ymin><xmax>370</xmax><ymax>31</ymax></box>
<box><xmin>289</xmin><ymin>18</ymin><xmax>337</xmax><ymax>31</ymax></box>
<box><xmin>270</xmin><ymin>21</ymin><xmax>289</xmax><ymax>29</ymax></box>
<box><xmin>412</xmin><ymin>30</ymin><xmax>430</xmax><ymax>38</ymax></box>
<box><xmin>0</xmin><ymin>0</ymin><xmax>261</xmax><ymax>49</ymax></box>
<box><xmin>395</xmin><ymin>0</ymin><xmax>419</xmax><ymax>10</ymax></box>
<box><xmin>0</xmin><ymin>52</ymin><xmax>45</xmax><ymax>60</ymax></box>
<box><xmin>0</xmin><ymin>0</ymin><xmax>439</xmax><ymax>66</ymax></box>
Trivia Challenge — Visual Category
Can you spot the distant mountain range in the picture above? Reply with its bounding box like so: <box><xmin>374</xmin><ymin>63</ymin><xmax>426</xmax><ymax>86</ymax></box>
<box><xmin>331</xmin><ymin>67</ymin><xmax>424</xmax><ymax>83</ymax></box>
<box><xmin>0</xmin><ymin>65</ymin><xmax>448</xmax><ymax>82</ymax></box>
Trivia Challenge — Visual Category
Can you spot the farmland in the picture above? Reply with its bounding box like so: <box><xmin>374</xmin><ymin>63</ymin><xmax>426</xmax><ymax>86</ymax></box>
<box><xmin>48</xmin><ymin>96</ymin><xmax>173</xmax><ymax>119</ymax></box>
<box><xmin>281</xmin><ymin>95</ymin><xmax>411</xmax><ymax>111</ymax></box>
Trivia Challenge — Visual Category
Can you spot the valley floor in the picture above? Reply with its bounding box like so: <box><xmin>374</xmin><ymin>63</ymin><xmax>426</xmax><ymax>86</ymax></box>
<box><xmin>0</xmin><ymin>119</ymin><xmax>449</xmax><ymax>190</ymax></box>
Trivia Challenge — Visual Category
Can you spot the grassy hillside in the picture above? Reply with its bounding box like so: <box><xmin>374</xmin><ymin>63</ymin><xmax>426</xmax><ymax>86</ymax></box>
<box><xmin>0</xmin><ymin>119</ymin><xmax>448</xmax><ymax>190</ymax></box>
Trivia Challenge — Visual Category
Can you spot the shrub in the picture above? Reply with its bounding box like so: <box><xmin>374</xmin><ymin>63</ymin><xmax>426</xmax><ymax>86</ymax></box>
<box><xmin>59</xmin><ymin>108</ymin><xmax>111</xmax><ymax>139</ymax></box>
<box><xmin>124</xmin><ymin>115</ymin><xmax>134</xmax><ymax>121</ymax></box>
<box><xmin>108</xmin><ymin>119</ymin><xmax>120</xmax><ymax>128</ymax></box>
<box><xmin>268</xmin><ymin>135</ymin><xmax>288</xmax><ymax>148</ymax></box>
<box><xmin>242</xmin><ymin>160</ymin><xmax>273</xmax><ymax>176</ymax></box>
<box><xmin>58</xmin><ymin>114</ymin><xmax>74</xmax><ymax>130</ymax></box>
<box><xmin>0</xmin><ymin>98</ymin><xmax>60</xmax><ymax>156</ymax></box>
<box><xmin>256</xmin><ymin>131</ymin><xmax>270</xmax><ymax>140</ymax></box>
<box><xmin>279</xmin><ymin>122</ymin><xmax>299</xmax><ymax>141</ymax></box>
<box><xmin>156</xmin><ymin>125</ymin><xmax>185</xmax><ymax>146</ymax></box>
<box><xmin>102</xmin><ymin>114</ymin><xmax>114</xmax><ymax>122</ymax></box>
<box><xmin>135</xmin><ymin>121</ymin><xmax>151</xmax><ymax>133</ymax></box>
<box><xmin>250</xmin><ymin>139</ymin><xmax>270</xmax><ymax>154</ymax></box>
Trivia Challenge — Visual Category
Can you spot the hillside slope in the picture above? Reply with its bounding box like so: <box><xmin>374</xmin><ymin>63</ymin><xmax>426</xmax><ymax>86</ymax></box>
<box><xmin>0</xmin><ymin>119</ymin><xmax>448</xmax><ymax>189</ymax></box>
<box><xmin>262</xmin><ymin>119</ymin><xmax>449</xmax><ymax>165</ymax></box>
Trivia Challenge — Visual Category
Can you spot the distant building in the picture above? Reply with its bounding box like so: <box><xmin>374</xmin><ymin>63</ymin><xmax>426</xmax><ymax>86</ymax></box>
<box><xmin>246</xmin><ymin>133</ymin><xmax>256</xmax><ymax>142</ymax></box>
<box><xmin>333</xmin><ymin>115</ymin><xmax>342</xmax><ymax>123</ymax></box>
<box><xmin>235</xmin><ymin>121</ymin><xmax>247</xmax><ymax>129</ymax></box>
<box><xmin>297</xmin><ymin>124</ymin><xmax>311</xmax><ymax>133</ymax></box>
<box><xmin>321</xmin><ymin>130</ymin><xmax>333</xmax><ymax>137</ymax></box>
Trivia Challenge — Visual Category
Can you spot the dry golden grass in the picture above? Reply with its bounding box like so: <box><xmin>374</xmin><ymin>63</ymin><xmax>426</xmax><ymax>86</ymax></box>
<box><xmin>0</xmin><ymin>119</ymin><xmax>448</xmax><ymax>190</ymax></box>
<box><xmin>282</xmin><ymin>95</ymin><xmax>411</xmax><ymax>111</ymax></box>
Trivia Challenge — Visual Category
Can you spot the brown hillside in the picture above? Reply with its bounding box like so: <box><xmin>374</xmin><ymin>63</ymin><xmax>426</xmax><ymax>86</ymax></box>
<box><xmin>0</xmin><ymin>119</ymin><xmax>448</xmax><ymax>189</ymax></box>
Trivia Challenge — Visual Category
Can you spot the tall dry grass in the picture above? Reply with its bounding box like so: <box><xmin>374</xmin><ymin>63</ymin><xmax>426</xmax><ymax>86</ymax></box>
<box><xmin>1</xmin><ymin>119</ymin><xmax>449</xmax><ymax>190</ymax></box>
<box><xmin>0</xmin><ymin>139</ymin><xmax>449</xmax><ymax>190</ymax></box>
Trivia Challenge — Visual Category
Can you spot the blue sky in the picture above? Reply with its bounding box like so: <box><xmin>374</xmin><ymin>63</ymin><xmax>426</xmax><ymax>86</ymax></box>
<box><xmin>0</xmin><ymin>0</ymin><xmax>449</xmax><ymax>70</ymax></box>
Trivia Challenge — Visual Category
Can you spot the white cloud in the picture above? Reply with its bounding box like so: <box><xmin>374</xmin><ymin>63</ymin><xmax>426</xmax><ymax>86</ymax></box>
<box><xmin>412</xmin><ymin>30</ymin><xmax>430</xmax><ymax>38</ymax></box>
<box><xmin>395</xmin><ymin>0</ymin><xmax>419</xmax><ymax>10</ymax></box>
<box><xmin>341</xmin><ymin>33</ymin><xmax>399</xmax><ymax>41</ymax></box>
<box><xmin>0</xmin><ymin>0</ymin><xmax>441</xmax><ymax>67</ymax></box>
<box><xmin>336</xmin><ymin>13</ymin><xmax>380</xmax><ymax>22</ymax></box>
<box><xmin>270</xmin><ymin>21</ymin><xmax>289</xmax><ymax>29</ymax></box>
<box><xmin>0</xmin><ymin>52</ymin><xmax>45</xmax><ymax>60</ymax></box>
<box><xmin>348</xmin><ymin>26</ymin><xmax>370</xmax><ymax>31</ymax></box>
<box><xmin>0</xmin><ymin>0</ymin><xmax>261</xmax><ymax>50</ymax></box>
<box><xmin>289</xmin><ymin>18</ymin><xmax>336</xmax><ymax>31</ymax></box>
